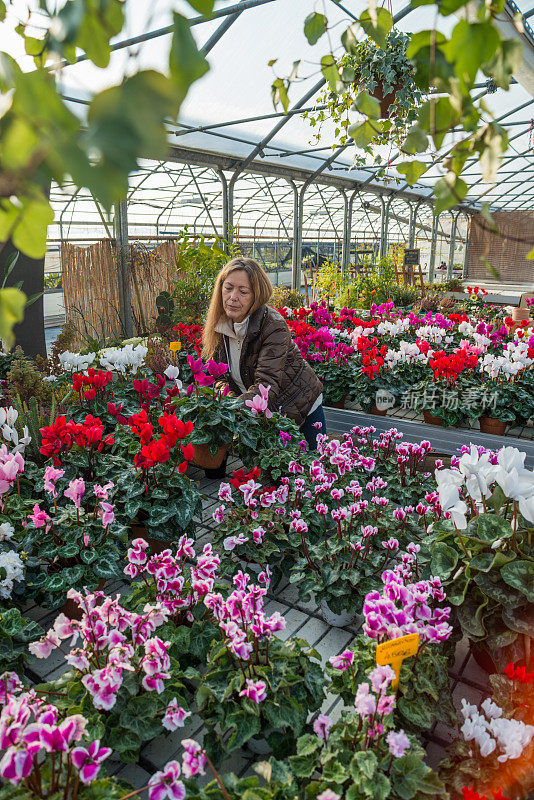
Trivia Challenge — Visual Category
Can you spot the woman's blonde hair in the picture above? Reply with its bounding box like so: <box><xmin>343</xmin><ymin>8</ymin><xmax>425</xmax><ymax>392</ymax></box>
<box><xmin>202</xmin><ymin>257</ymin><xmax>273</xmax><ymax>359</ymax></box>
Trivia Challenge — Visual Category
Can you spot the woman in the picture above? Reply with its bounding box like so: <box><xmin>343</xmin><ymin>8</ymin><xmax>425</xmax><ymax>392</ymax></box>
<box><xmin>203</xmin><ymin>257</ymin><xmax>326</xmax><ymax>451</ymax></box>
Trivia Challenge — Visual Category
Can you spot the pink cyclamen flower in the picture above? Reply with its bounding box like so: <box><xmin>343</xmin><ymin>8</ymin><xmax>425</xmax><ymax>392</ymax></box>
<box><xmin>377</xmin><ymin>694</ymin><xmax>396</xmax><ymax>716</ymax></box>
<box><xmin>29</xmin><ymin>503</ymin><xmax>51</xmax><ymax>529</ymax></box>
<box><xmin>98</xmin><ymin>502</ymin><xmax>115</xmax><ymax>527</ymax></box>
<box><xmin>369</xmin><ymin>665</ymin><xmax>396</xmax><ymax>694</ymax></box>
<box><xmin>71</xmin><ymin>740</ymin><xmax>112</xmax><ymax>784</ymax></box>
<box><xmin>94</xmin><ymin>481</ymin><xmax>114</xmax><ymax>501</ymax></box>
<box><xmin>317</xmin><ymin>792</ymin><xmax>340</xmax><ymax>800</ymax></box>
<box><xmin>313</xmin><ymin>713</ymin><xmax>332</xmax><ymax>741</ymax></box>
<box><xmin>387</xmin><ymin>729</ymin><xmax>410</xmax><ymax>758</ymax></box>
<box><xmin>43</xmin><ymin>466</ymin><xmax>65</xmax><ymax>497</ymax></box>
<box><xmin>239</xmin><ymin>678</ymin><xmax>267</xmax><ymax>703</ymax></box>
<box><xmin>64</xmin><ymin>478</ymin><xmax>85</xmax><ymax>509</ymax></box>
<box><xmin>162</xmin><ymin>699</ymin><xmax>191</xmax><ymax>732</ymax></box>
<box><xmin>329</xmin><ymin>650</ymin><xmax>354</xmax><ymax>671</ymax></box>
<box><xmin>148</xmin><ymin>760</ymin><xmax>185</xmax><ymax>800</ymax></box>
<box><xmin>354</xmin><ymin>682</ymin><xmax>376</xmax><ymax>717</ymax></box>
<box><xmin>181</xmin><ymin>739</ymin><xmax>206</xmax><ymax>778</ymax></box>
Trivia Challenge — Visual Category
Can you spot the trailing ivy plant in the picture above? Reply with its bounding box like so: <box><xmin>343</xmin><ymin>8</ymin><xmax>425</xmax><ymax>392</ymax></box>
<box><xmin>304</xmin><ymin>30</ymin><xmax>421</xmax><ymax>159</ymax></box>
<box><xmin>274</xmin><ymin>1</ymin><xmax>531</xmax><ymax>224</ymax></box>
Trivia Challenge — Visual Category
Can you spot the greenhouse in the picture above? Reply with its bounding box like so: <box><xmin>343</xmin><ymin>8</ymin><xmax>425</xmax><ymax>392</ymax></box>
<box><xmin>1</xmin><ymin>0</ymin><xmax>534</xmax><ymax>799</ymax></box>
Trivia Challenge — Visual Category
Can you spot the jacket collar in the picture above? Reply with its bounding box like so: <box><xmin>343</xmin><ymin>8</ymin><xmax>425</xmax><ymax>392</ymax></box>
<box><xmin>246</xmin><ymin>304</ymin><xmax>267</xmax><ymax>338</ymax></box>
<box><xmin>215</xmin><ymin>305</ymin><xmax>266</xmax><ymax>340</ymax></box>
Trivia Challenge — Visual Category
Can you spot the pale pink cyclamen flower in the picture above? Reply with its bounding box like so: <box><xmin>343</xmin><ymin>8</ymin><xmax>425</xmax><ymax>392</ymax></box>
<box><xmin>148</xmin><ymin>760</ymin><xmax>185</xmax><ymax>800</ymax></box>
<box><xmin>369</xmin><ymin>665</ymin><xmax>396</xmax><ymax>694</ymax></box>
<box><xmin>64</xmin><ymin>478</ymin><xmax>85</xmax><ymax>509</ymax></box>
<box><xmin>386</xmin><ymin>729</ymin><xmax>410</xmax><ymax>758</ymax></box>
<box><xmin>354</xmin><ymin>682</ymin><xmax>376</xmax><ymax>717</ymax></box>
<box><xmin>98</xmin><ymin>502</ymin><xmax>115</xmax><ymax>527</ymax></box>
<box><xmin>93</xmin><ymin>481</ymin><xmax>114</xmax><ymax>501</ymax></box>
<box><xmin>317</xmin><ymin>791</ymin><xmax>340</xmax><ymax>800</ymax></box>
<box><xmin>313</xmin><ymin>713</ymin><xmax>332</xmax><ymax>741</ymax></box>
<box><xmin>43</xmin><ymin>466</ymin><xmax>65</xmax><ymax>498</ymax></box>
<box><xmin>162</xmin><ymin>699</ymin><xmax>191</xmax><ymax>732</ymax></box>
<box><xmin>70</xmin><ymin>739</ymin><xmax>112</xmax><ymax>784</ymax></box>
<box><xmin>239</xmin><ymin>678</ymin><xmax>267</xmax><ymax>703</ymax></box>
<box><xmin>245</xmin><ymin>384</ymin><xmax>272</xmax><ymax>418</ymax></box>
<box><xmin>181</xmin><ymin>738</ymin><xmax>206</xmax><ymax>778</ymax></box>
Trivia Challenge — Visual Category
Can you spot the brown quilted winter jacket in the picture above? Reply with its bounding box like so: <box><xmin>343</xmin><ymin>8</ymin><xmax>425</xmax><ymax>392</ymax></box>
<box><xmin>214</xmin><ymin>305</ymin><xmax>323</xmax><ymax>426</ymax></box>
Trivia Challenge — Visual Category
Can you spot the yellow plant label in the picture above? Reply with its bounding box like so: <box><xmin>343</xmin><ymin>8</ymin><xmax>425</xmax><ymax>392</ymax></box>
<box><xmin>170</xmin><ymin>342</ymin><xmax>181</xmax><ymax>353</ymax></box>
<box><xmin>375</xmin><ymin>632</ymin><xmax>419</xmax><ymax>690</ymax></box>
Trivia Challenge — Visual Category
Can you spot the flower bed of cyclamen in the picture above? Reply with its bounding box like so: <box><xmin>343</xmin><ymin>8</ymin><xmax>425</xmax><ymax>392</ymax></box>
<box><xmin>0</xmin><ymin>323</ymin><xmax>533</xmax><ymax>799</ymax></box>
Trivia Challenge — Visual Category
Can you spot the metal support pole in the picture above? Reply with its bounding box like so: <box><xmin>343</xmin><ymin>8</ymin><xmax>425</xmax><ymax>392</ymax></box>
<box><xmin>462</xmin><ymin>216</ymin><xmax>471</xmax><ymax>280</ymax></box>
<box><xmin>340</xmin><ymin>190</ymin><xmax>350</xmax><ymax>276</ymax></box>
<box><xmin>380</xmin><ymin>197</ymin><xmax>392</xmax><ymax>261</ymax></box>
<box><xmin>345</xmin><ymin>189</ymin><xmax>358</xmax><ymax>275</ymax></box>
<box><xmin>447</xmin><ymin>215</ymin><xmax>457</xmax><ymax>281</ymax></box>
<box><xmin>288</xmin><ymin>180</ymin><xmax>300</xmax><ymax>292</ymax></box>
<box><xmin>217</xmin><ymin>169</ymin><xmax>229</xmax><ymax>249</ymax></box>
<box><xmin>114</xmin><ymin>199</ymin><xmax>133</xmax><ymax>338</ymax></box>
<box><xmin>428</xmin><ymin>214</ymin><xmax>439</xmax><ymax>283</ymax></box>
<box><xmin>409</xmin><ymin>201</ymin><xmax>421</xmax><ymax>248</ymax></box>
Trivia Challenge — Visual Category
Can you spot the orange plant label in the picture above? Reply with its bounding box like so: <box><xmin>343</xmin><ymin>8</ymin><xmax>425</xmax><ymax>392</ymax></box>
<box><xmin>375</xmin><ymin>633</ymin><xmax>419</xmax><ymax>690</ymax></box>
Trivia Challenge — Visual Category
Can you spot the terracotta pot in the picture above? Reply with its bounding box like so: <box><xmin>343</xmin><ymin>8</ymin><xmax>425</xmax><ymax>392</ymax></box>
<box><xmin>369</xmin><ymin>404</ymin><xmax>387</xmax><ymax>416</ymax></box>
<box><xmin>512</xmin><ymin>307</ymin><xmax>531</xmax><ymax>323</ymax></box>
<box><xmin>479</xmin><ymin>415</ymin><xmax>507</xmax><ymax>436</ymax></box>
<box><xmin>62</xmin><ymin>579</ymin><xmax>106</xmax><ymax>621</ymax></box>
<box><xmin>130</xmin><ymin>523</ymin><xmax>174</xmax><ymax>555</ymax></box>
<box><xmin>423</xmin><ymin>409</ymin><xmax>443</xmax><ymax>426</ymax></box>
<box><xmin>192</xmin><ymin>442</ymin><xmax>230</xmax><ymax>470</ymax></box>
<box><xmin>329</xmin><ymin>395</ymin><xmax>348</xmax><ymax>409</ymax></box>
<box><xmin>370</xmin><ymin>81</ymin><xmax>402</xmax><ymax>118</ymax></box>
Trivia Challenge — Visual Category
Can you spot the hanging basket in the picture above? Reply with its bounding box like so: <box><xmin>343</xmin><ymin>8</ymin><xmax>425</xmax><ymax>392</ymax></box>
<box><xmin>192</xmin><ymin>442</ymin><xmax>231</xmax><ymax>470</ymax></box>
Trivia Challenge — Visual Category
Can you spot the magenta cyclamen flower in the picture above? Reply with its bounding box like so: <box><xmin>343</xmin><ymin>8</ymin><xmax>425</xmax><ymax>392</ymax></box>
<box><xmin>329</xmin><ymin>650</ymin><xmax>354</xmax><ymax>671</ymax></box>
<box><xmin>71</xmin><ymin>739</ymin><xmax>112</xmax><ymax>784</ymax></box>
<box><xmin>313</xmin><ymin>713</ymin><xmax>332</xmax><ymax>741</ymax></box>
<box><xmin>29</xmin><ymin>503</ymin><xmax>51</xmax><ymax>529</ymax></box>
<box><xmin>0</xmin><ymin>747</ymin><xmax>33</xmax><ymax>784</ymax></box>
<box><xmin>239</xmin><ymin>678</ymin><xmax>267</xmax><ymax>703</ymax></box>
<box><xmin>148</xmin><ymin>760</ymin><xmax>185</xmax><ymax>800</ymax></box>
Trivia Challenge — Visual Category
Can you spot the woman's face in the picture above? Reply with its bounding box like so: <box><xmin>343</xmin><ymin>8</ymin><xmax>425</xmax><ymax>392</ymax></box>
<box><xmin>221</xmin><ymin>269</ymin><xmax>254</xmax><ymax>323</ymax></box>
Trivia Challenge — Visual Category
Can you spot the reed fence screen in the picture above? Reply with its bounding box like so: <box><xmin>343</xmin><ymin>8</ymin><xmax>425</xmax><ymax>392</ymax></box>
<box><xmin>61</xmin><ymin>238</ymin><xmax>180</xmax><ymax>347</ymax></box>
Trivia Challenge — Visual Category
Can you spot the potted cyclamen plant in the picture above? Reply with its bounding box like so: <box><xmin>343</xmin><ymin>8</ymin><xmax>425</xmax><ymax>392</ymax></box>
<box><xmin>23</xmin><ymin>467</ymin><xmax>129</xmax><ymax>612</ymax></box>
<box><xmin>196</xmin><ymin>571</ymin><xmax>325</xmax><ymax>765</ymax></box>
<box><xmin>211</xmin><ymin>471</ymin><xmax>291</xmax><ymax>584</ymax></box>
<box><xmin>172</xmin><ymin>355</ymin><xmax>257</xmax><ymax>469</ymax></box>
<box><xmin>439</xmin><ymin>695</ymin><xmax>534</xmax><ymax>799</ymax></box>
<box><xmin>113</xmin><ymin>407</ymin><xmax>202</xmax><ymax>550</ymax></box>
<box><xmin>31</xmin><ymin>588</ymin><xmax>192</xmax><ymax>763</ymax></box>
<box><xmin>430</xmin><ymin>445</ymin><xmax>534</xmax><ymax>671</ymax></box>
<box><xmin>326</xmin><ymin>547</ymin><xmax>458</xmax><ymax>736</ymax></box>
<box><xmin>123</xmin><ymin>536</ymin><xmax>223</xmax><ymax>671</ymax></box>
<box><xmin>236</xmin><ymin>386</ymin><xmax>313</xmax><ymax>484</ymax></box>
<box><xmin>0</xmin><ymin>672</ymin><xmax>201</xmax><ymax>800</ymax></box>
<box><xmin>283</xmin><ymin>664</ymin><xmax>445</xmax><ymax>800</ymax></box>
